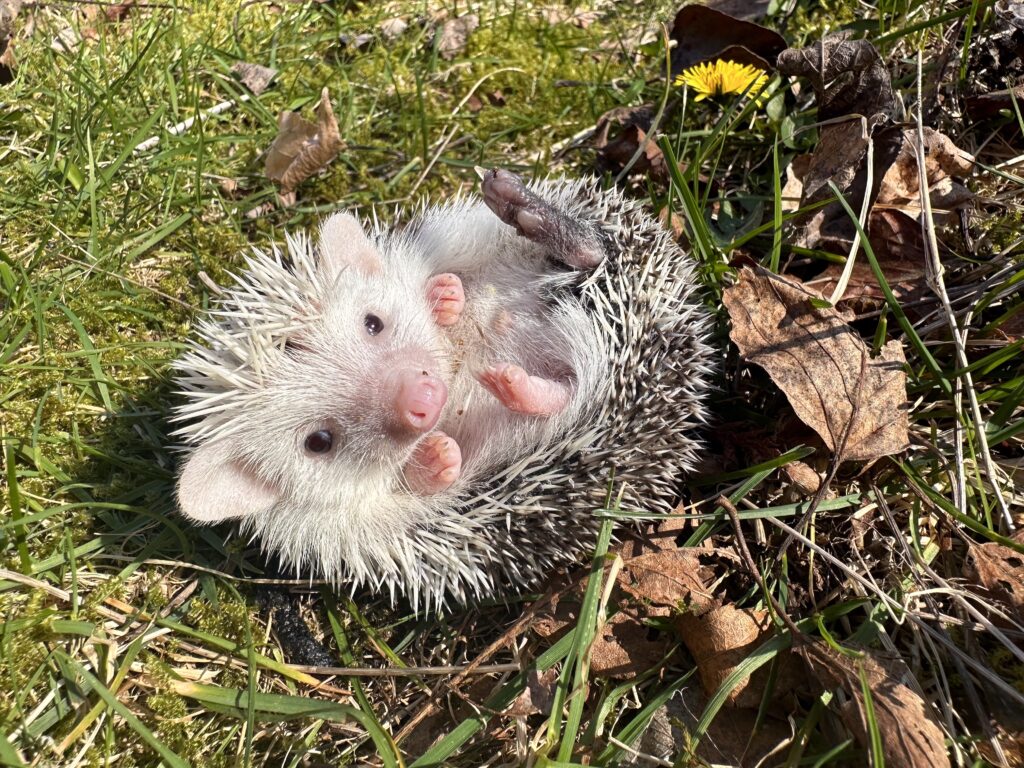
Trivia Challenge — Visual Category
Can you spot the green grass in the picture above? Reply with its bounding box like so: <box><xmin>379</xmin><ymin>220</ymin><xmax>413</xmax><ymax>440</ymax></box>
<box><xmin>2</xmin><ymin>0</ymin><xmax>1023</xmax><ymax>765</ymax></box>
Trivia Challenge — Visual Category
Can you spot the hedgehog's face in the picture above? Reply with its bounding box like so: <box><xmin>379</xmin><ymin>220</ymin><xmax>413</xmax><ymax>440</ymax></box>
<box><xmin>176</xmin><ymin>213</ymin><xmax>450</xmax><ymax>524</ymax></box>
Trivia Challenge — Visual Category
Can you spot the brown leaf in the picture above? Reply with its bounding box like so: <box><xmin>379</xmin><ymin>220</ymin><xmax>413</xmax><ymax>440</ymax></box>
<box><xmin>674</xmin><ymin>605</ymin><xmax>801</xmax><ymax>709</ymax></box>
<box><xmin>0</xmin><ymin>0</ymin><xmax>20</xmax><ymax>85</ymax></box>
<box><xmin>231</xmin><ymin>61</ymin><xmax>277</xmax><ymax>96</ymax></box>
<box><xmin>541</xmin><ymin>7</ymin><xmax>600</xmax><ymax>27</ymax></box>
<box><xmin>805</xmin><ymin>223</ymin><xmax>927</xmax><ymax>315</ymax></box>
<box><xmin>776</xmin><ymin>36</ymin><xmax>897</xmax><ymax>123</ymax></box>
<box><xmin>875</xmin><ymin>128</ymin><xmax>974</xmax><ymax>220</ymax></box>
<box><xmin>378</xmin><ymin>17</ymin><xmax>408</xmax><ymax>42</ymax></box>
<box><xmin>964</xmin><ymin>540</ymin><xmax>1024</xmax><ymax>620</ymax></box>
<box><xmin>798</xmin><ymin>643</ymin><xmax>951</xmax><ymax>768</ymax></box>
<box><xmin>504</xmin><ymin>668</ymin><xmax>558</xmax><ymax>717</ymax></box>
<box><xmin>617</xmin><ymin>549</ymin><xmax>714</xmax><ymax>610</ymax></box>
<box><xmin>630</xmin><ymin>686</ymin><xmax>791</xmax><ymax>766</ymax></box>
<box><xmin>780</xmin><ymin>154</ymin><xmax>810</xmax><ymax>213</ymax></box>
<box><xmin>670</xmin><ymin>4</ymin><xmax>785</xmax><ymax>75</ymax></box>
<box><xmin>777</xmin><ymin>37</ymin><xmax>904</xmax><ymax>253</ymax></box>
<box><xmin>265</xmin><ymin>88</ymin><xmax>343</xmax><ymax>198</ymax></box>
<box><xmin>723</xmin><ymin>268</ymin><xmax>910</xmax><ymax>462</ymax></box>
<box><xmin>589</xmin><ymin>609</ymin><xmax>671</xmax><ymax>679</ymax></box>
<box><xmin>782</xmin><ymin>460</ymin><xmax>822</xmax><ymax>495</ymax></box>
<box><xmin>434</xmin><ymin>14</ymin><xmax>478</xmax><ymax>60</ymax></box>
<box><xmin>704</xmin><ymin>0</ymin><xmax>771</xmax><ymax>21</ymax></box>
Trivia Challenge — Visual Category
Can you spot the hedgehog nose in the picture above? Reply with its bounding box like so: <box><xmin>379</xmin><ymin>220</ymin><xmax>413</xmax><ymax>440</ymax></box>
<box><xmin>388</xmin><ymin>368</ymin><xmax>447</xmax><ymax>436</ymax></box>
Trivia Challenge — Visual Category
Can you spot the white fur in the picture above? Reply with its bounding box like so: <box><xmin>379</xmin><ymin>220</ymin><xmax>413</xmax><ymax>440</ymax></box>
<box><xmin>172</xmin><ymin>177</ymin><xmax>714</xmax><ymax>609</ymax></box>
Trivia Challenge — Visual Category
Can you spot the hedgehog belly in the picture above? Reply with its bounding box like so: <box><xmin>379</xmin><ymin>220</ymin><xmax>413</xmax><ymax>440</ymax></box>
<box><xmin>396</xmin><ymin>181</ymin><xmax>714</xmax><ymax>607</ymax></box>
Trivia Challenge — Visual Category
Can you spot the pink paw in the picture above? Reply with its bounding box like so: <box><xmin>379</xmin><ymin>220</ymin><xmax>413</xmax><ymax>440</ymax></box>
<box><xmin>476</xmin><ymin>363</ymin><xmax>571</xmax><ymax>416</ymax></box>
<box><xmin>426</xmin><ymin>273</ymin><xmax>465</xmax><ymax>327</ymax></box>
<box><xmin>404</xmin><ymin>431</ymin><xmax>462</xmax><ymax>494</ymax></box>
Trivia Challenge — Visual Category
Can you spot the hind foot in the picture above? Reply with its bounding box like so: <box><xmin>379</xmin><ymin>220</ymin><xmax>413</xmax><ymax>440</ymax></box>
<box><xmin>426</xmin><ymin>273</ymin><xmax>465</xmax><ymax>327</ymax></box>
<box><xmin>404</xmin><ymin>431</ymin><xmax>462</xmax><ymax>494</ymax></box>
<box><xmin>481</xmin><ymin>169</ymin><xmax>606</xmax><ymax>270</ymax></box>
<box><xmin>477</xmin><ymin>363</ymin><xmax>571</xmax><ymax>416</ymax></box>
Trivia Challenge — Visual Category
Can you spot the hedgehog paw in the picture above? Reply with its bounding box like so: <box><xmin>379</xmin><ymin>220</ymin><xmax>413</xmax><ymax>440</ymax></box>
<box><xmin>404</xmin><ymin>431</ymin><xmax>462</xmax><ymax>494</ymax></box>
<box><xmin>481</xmin><ymin>169</ymin><xmax>606</xmax><ymax>270</ymax></box>
<box><xmin>477</xmin><ymin>363</ymin><xmax>570</xmax><ymax>416</ymax></box>
<box><xmin>426</xmin><ymin>273</ymin><xmax>465</xmax><ymax>327</ymax></box>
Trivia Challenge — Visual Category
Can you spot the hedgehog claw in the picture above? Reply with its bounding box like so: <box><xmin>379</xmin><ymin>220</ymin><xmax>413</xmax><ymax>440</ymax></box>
<box><xmin>426</xmin><ymin>273</ymin><xmax>465</xmax><ymax>327</ymax></box>
<box><xmin>481</xmin><ymin>169</ymin><xmax>606</xmax><ymax>270</ymax></box>
<box><xmin>477</xmin><ymin>363</ymin><xmax>571</xmax><ymax>416</ymax></box>
<box><xmin>404</xmin><ymin>431</ymin><xmax>462</xmax><ymax>494</ymax></box>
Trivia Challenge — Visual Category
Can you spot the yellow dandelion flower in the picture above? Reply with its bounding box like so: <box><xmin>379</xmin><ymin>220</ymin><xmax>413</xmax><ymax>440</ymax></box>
<box><xmin>674</xmin><ymin>59</ymin><xmax>769</xmax><ymax>103</ymax></box>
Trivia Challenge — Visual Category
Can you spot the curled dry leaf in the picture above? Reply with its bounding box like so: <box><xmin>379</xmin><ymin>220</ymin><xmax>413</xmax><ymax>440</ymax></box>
<box><xmin>670</xmin><ymin>4</ymin><xmax>785</xmax><ymax>74</ymax></box>
<box><xmin>875</xmin><ymin>128</ymin><xmax>974</xmax><ymax>220</ymax></box>
<box><xmin>806</xmin><ymin>220</ymin><xmax>928</xmax><ymax>316</ymax></box>
<box><xmin>0</xmin><ymin>0</ymin><xmax>20</xmax><ymax>84</ymax></box>
<box><xmin>504</xmin><ymin>668</ymin><xmax>558</xmax><ymax>717</ymax></box>
<box><xmin>723</xmin><ymin>268</ymin><xmax>910</xmax><ymax>463</ymax></box>
<box><xmin>782</xmin><ymin>460</ymin><xmax>823</xmax><ymax>495</ymax></box>
<box><xmin>673</xmin><ymin>604</ymin><xmax>802</xmax><ymax>709</ymax></box>
<box><xmin>617</xmin><ymin>549</ymin><xmax>714</xmax><ymax>609</ymax></box>
<box><xmin>777</xmin><ymin>37</ymin><xmax>903</xmax><ymax>253</ymax></box>
<box><xmin>797</xmin><ymin>643</ymin><xmax>951</xmax><ymax>768</ymax></box>
<box><xmin>231</xmin><ymin>61</ymin><xmax>277</xmax><ymax>96</ymax></box>
<box><xmin>627</xmin><ymin>686</ymin><xmax>791</xmax><ymax>767</ymax></box>
<box><xmin>964</xmin><ymin>539</ymin><xmax>1024</xmax><ymax>621</ymax></box>
<box><xmin>265</xmin><ymin>88</ymin><xmax>343</xmax><ymax>204</ymax></box>
<box><xmin>378</xmin><ymin>17</ymin><xmax>408</xmax><ymax>42</ymax></box>
<box><xmin>776</xmin><ymin>36</ymin><xmax>897</xmax><ymax>123</ymax></box>
<box><xmin>434</xmin><ymin>14</ymin><xmax>478</xmax><ymax>60</ymax></box>
<box><xmin>589</xmin><ymin>608</ymin><xmax>671</xmax><ymax>679</ymax></box>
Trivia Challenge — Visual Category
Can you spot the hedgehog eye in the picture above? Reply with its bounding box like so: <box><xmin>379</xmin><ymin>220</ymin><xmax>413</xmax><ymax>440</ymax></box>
<box><xmin>364</xmin><ymin>313</ymin><xmax>384</xmax><ymax>336</ymax></box>
<box><xmin>304</xmin><ymin>430</ymin><xmax>333</xmax><ymax>454</ymax></box>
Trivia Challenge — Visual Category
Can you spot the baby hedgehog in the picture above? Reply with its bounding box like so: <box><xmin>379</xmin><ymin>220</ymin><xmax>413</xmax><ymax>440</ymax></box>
<box><xmin>173</xmin><ymin>170</ymin><xmax>713</xmax><ymax>608</ymax></box>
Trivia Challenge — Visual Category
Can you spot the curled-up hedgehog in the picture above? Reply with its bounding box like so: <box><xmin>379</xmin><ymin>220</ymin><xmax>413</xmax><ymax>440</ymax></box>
<box><xmin>173</xmin><ymin>169</ymin><xmax>713</xmax><ymax>608</ymax></box>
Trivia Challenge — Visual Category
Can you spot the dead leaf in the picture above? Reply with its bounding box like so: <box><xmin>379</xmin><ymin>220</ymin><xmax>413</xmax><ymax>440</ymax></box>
<box><xmin>780</xmin><ymin>154</ymin><xmax>810</xmax><ymax>213</ymax></box>
<box><xmin>434</xmin><ymin>14</ymin><xmax>478</xmax><ymax>60</ymax></box>
<box><xmin>379</xmin><ymin>17</ymin><xmax>408</xmax><ymax>42</ymax></box>
<box><xmin>541</xmin><ymin>7</ymin><xmax>600</xmax><ymax>27</ymax></box>
<box><xmin>627</xmin><ymin>686</ymin><xmax>791</xmax><ymax>766</ymax></box>
<box><xmin>703</xmin><ymin>0</ymin><xmax>771</xmax><ymax>20</ymax></box>
<box><xmin>0</xmin><ymin>0</ymin><xmax>20</xmax><ymax>84</ymax></box>
<box><xmin>805</xmin><ymin>233</ymin><xmax>927</xmax><ymax>316</ymax></box>
<box><xmin>964</xmin><ymin>540</ymin><xmax>1024</xmax><ymax>620</ymax></box>
<box><xmin>231</xmin><ymin>61</ymin><xmax>277</xmax><ymax>96</ymax></box>
<box><xmin>783</xmin><ymin>460</ymin><xmax>822</xmax><ymax>495</ymax></box>
<box><xmin>965</xmin><ymin>84</ymin><xmax>1024</xmax><ymax>120</ymax></box>
<box><xmin>505</xmin><ymin>668</ymin><xmax>558</xmax><ymax>717</ymax></box>
<box><xmin>617</xmin><ymin>549</ymin><xmax>714</xmax><ymax>610</ymax></box>
<box><xmin>874</xmin><ymin>128</ymin><xmax>974</xmax><ymax>220</ymax></box>
<box><xmin>674</xmin><ymin>604</ymin><xmax>801</xmax><ymax>709</ymax></box>
<box><xmin>777</xmin><ymin>37</ymin><xmax>907</xmax><ymax>253</ymax></box>
<box><xmin>670</xmin><ymin>4</ymin><xmax>786</xmax><ymax>75</ymax></box>
<box><xmin>776</xmin><ymin>36</ymin><xmax>897</xmax><ymax>124</ymax></box>
<box><xmin>798</xmin><ymin>643</ymin><xmax>951</xmax><ymax>768</ymax></box>
<box><xmin>723</xmin><ymin>268</ymin><xmax>910</xmax><ymax>463</ymax></box>
<box><xmin>264</xmin><ymin>87</ymin><xmax>343</xmax><ymax>202</ymax></box>
<box><xmin>339</xmin><ymin>32</ymin><xmax>374</xmax><ymax>52</ymax></box>
<box><xmin>589</xmin><ymin>609</ymin><xmax>671</xmax><ymax>679</ymax></box>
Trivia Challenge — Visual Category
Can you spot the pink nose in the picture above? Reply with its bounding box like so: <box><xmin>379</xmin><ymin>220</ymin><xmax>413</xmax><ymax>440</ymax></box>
<box><xmin>390</xmin><ymin>369</ymin><xmax>447</xmax><ymax>435</ymax></box>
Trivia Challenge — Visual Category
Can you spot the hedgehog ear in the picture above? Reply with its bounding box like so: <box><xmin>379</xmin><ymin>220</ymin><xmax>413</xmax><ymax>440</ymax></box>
<box><xmin>177</xmin><ymin>441</ymin><xmax>279</xmax><ymax>522</ymax></box>
<box><xmin>318</xmin><ymin>212</ymin><xmax>381</xmax><ymax>278</ymax></box>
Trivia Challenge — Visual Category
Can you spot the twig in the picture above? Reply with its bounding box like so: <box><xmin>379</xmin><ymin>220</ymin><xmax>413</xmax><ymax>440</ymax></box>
<box><xmin>392</xmin><ymin>588</ymin><xmax>558</xmax><ymax>745</ymax></box>
<box><xmin>718</xmin><ymin>495</ymin><xmax>804</xmax><ymax>641</ymax></box>
<box><xmin>287</xmin><ymin>662</ymin><xmax>521</xmax><ymax>678</ymax></box>
<box><xmin>134</xmin><ymin>94</ymin><xmax>250</xmax><ymax>153</ymax></box>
